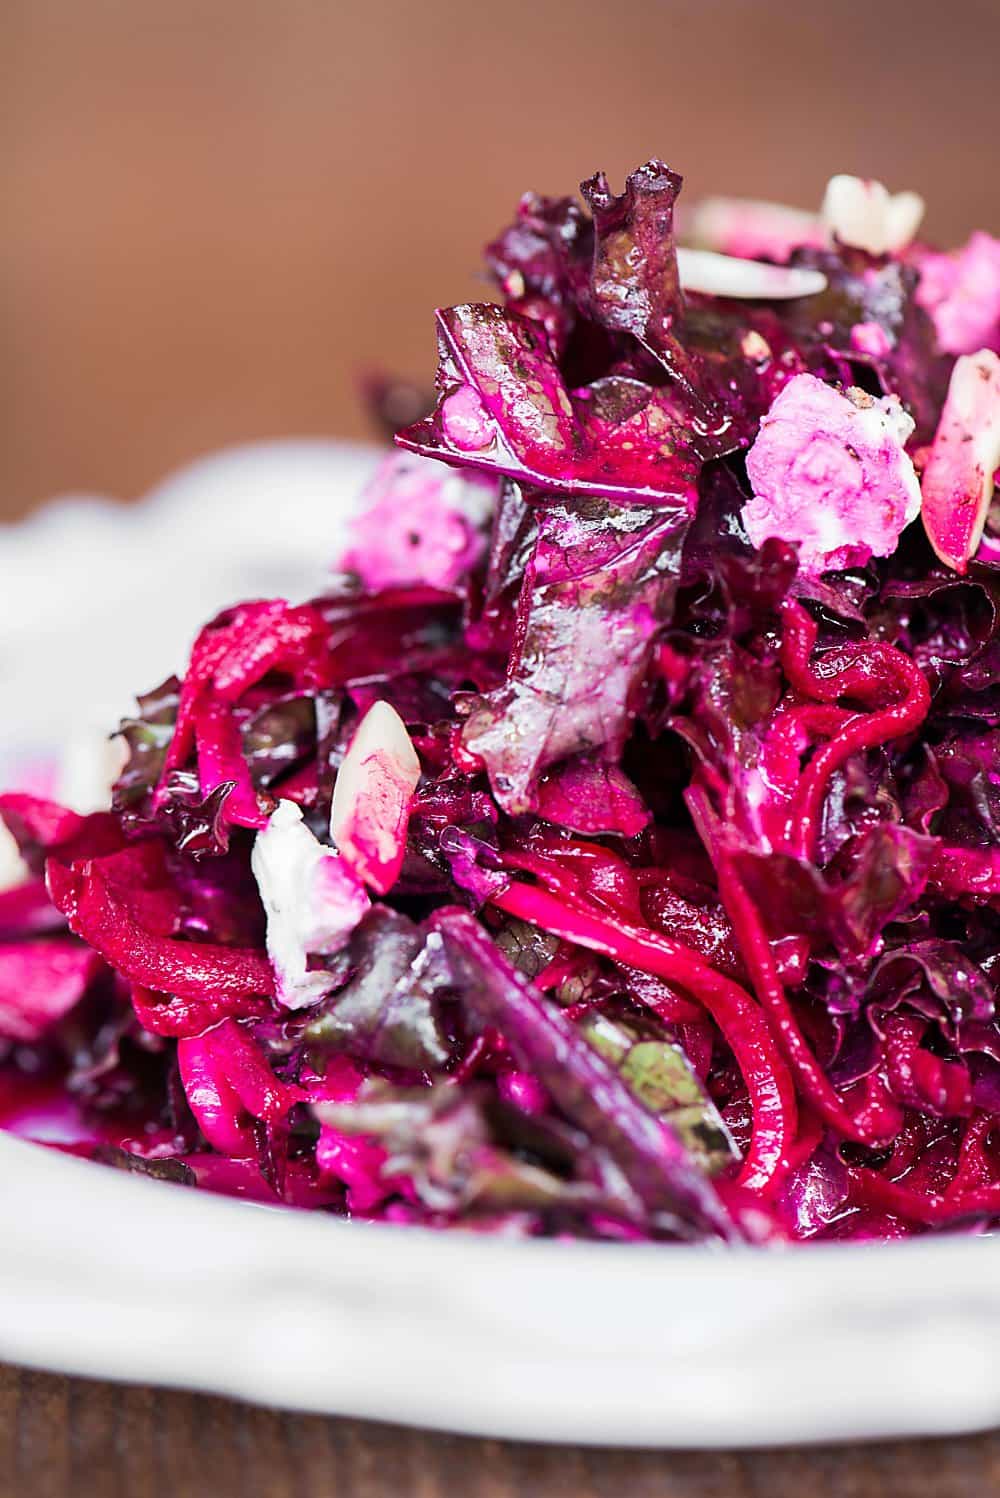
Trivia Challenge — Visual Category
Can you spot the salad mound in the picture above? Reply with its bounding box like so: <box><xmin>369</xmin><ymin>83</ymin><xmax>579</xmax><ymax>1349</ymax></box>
<box><xmin>2</xmin><ymin>162</ymin><xmax>1000</xmax><ymax>1243</ymax></box>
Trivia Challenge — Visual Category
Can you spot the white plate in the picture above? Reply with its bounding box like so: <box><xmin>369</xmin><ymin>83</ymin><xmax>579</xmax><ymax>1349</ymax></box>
<box><xmin>3</xmin><ymin>1133</ymin><xmax>1000</xmax><ymax>1447</ymax></box>
<box><xmin>2</xmin><ymin>444</ymin><xmax>999</xmax><ymax>1447</ymax></box>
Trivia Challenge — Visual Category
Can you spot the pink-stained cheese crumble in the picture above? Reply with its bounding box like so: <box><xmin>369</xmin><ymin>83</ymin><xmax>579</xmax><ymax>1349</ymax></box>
<box><xmin>339</xmin><ymin>450</ymin><xmax>496</xmax><ymax>592</ymax></box>
<box><xmin>915</xmin><ymin>233</ymin><xmax>1000</xmax><ymax>357</ymax></box>
<box><xmin>921</xmin><ymin>349</ymin><xmax>1000</xmax><ymax>573</ymax></box>
<box><xmin>251</xmin><ymin>800</ymin><xmax>371</xmax><ymax>1011</ymax></box>
<box><xmin>742</xmin><ymin>373</ymin><xmax>922</xmax><ymax>574</ymax></box>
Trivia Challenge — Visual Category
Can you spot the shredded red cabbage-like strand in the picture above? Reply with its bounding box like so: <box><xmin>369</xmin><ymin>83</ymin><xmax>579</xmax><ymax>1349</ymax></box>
<box><xmin>777</xmin><ymin>600</ymin><xmax>931</xmax><ymax>859</ymax></box>
<box><xmin>46</xmin><ymin>859</ymin><xmax>275</xmax><ymax>1000</ymax></box>
<box><xmin>161</xmin><ymin>600</ymin><xmax>329</xmax><ymax>784</ymax></box>
<box><xmin>491</xmin><ymin>880</ymin><xmax>797</xmax><ymax>1190</ymax></box>
<box><xmin>686</xmin><ymin>782</ymin><xmax>892</xmax><ymax>1146</ymax></box>
<box><xmin>945</xmin><ymin>1114</ymin><xmax>997</xmax><ymax>1199</ymax></box>
<box><xmin>883</xmin><ymin>1013</ymin><xmax>972</xmax><ymax>1118</ymax></box>
<box><xmin>193</xmin><ymin>693</ymin><xmax>271</xmax><ymax>830</ymax></box>
<box><xmin>779</xmin><ymin>599</ymin><xmax>922</xmax><ymax>707</ymax></box>
<box><xmin>928</xmin><ymin>845</ymin><xmax>1000</xmax><ymax>898</ymax></box>
<box><xmin>130</xmin><ymin>984</ymin><xmax>271</xmax><ymax>1038</ymax></box>
<box><xmin>847</xmin><ymin>1166</ymin><xmax>1000</xmax><ymax>1226</ymax></box>
<box><xmin>788</xmin><ymin>682</ymin><xmax>931</xmax><ymax>861</ymax></box>
<box><xmin>177</xmin><ymin>1032</ymin><xmax>258</xmax><ymax>1156</ymax></box>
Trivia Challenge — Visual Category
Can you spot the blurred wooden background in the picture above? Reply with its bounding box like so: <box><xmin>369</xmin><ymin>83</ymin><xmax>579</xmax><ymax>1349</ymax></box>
<box><xmin>4</xmin><ymin>0</ymin><xmax>999</xmax><ymax>518</ymax></box>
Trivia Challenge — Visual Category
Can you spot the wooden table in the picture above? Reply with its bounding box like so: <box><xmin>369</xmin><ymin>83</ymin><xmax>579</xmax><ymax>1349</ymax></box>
<box><xmin>2</xmin><ymin>1365</ymin><xmax>997</xmax><ymax>1498</ymax></box>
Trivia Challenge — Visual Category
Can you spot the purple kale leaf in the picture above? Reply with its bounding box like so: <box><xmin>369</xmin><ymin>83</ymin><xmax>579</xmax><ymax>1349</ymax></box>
<box><xmin>461</xmin><ymin>496</ymin><xmax>692</xmax><ymax>812</ymax></box>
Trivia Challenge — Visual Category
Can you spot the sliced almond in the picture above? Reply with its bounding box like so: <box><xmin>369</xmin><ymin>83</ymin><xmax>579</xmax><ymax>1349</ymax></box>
<box><xmin>820</xmin><ymin>175</ymin><xmax>925</xmax><ymax>257</ymax></box>
<box><xmin>921</xmin><ymin>349</ymin><xmax>1000</xmax><ymax>572</ymax></box>
<box><xmin>330</xmin><ymin>702</ymin><xmax>421</xmax><ymax>894</ymax></box>
<box><xmin>686</xmin><ymin>196</ymin><xmax>824</xmax><ymax>259</ymax></box>
<box><xmin>676</xmin><ymin>248</ymin><xmax>827</xmax><ymax>300</ymax></box>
